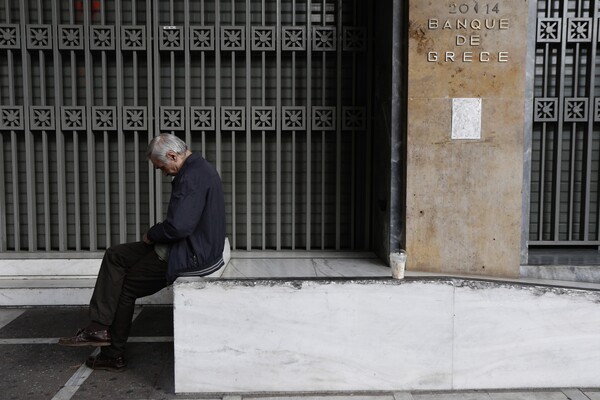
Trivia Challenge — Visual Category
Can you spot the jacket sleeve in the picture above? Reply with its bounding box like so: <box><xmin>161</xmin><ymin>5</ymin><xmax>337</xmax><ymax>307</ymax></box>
<box><xmin>146</xmin><ymin>174</ymin><xmax>207</xmax><ymax>243</ymax></box>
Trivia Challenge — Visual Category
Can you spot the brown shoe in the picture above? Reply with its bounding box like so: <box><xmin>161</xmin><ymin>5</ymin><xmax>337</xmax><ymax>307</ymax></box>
<box><xmin>58</xmin><ymin>328</ymin><xmax>111</xmax><ymax>347</ymax></box>
<box><xmin>86</xmin><ymin>354</ymin><xmax>126</xmax><ymax>372</ymax></box>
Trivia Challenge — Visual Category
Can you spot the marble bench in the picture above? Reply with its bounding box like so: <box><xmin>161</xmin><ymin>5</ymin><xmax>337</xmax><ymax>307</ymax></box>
<box><xmin>173</xmin><ymin>275</ymin><xmax>600</xmax><ymax>394</ymax></box>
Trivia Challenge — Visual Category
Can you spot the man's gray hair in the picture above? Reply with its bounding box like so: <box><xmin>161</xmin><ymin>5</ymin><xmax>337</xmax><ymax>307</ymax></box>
<box><xmin>147</xmin><ymin>133</ymin><xmax>188</xmax><ymax>163</ymax></box>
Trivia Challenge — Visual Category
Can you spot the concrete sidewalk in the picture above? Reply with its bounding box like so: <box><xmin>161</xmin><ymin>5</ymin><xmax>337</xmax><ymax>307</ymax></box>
<box><xmin>1</xmin><ymin>306</ymin><xmax>598</xmax><ymax>400</ymax></box>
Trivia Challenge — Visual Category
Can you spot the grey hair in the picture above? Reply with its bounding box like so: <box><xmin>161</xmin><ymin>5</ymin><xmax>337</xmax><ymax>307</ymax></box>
<box><xmin>146</xmin><ymin>134</ymin><xmax>188</xmax><ymax>163</ymax></box>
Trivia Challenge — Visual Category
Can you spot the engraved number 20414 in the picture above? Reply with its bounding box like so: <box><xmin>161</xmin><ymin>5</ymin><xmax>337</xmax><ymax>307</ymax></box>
<box><xmin>449</xmin><ymin>2</ymin><xmax>500</xmax><ymax>14</ymax></box>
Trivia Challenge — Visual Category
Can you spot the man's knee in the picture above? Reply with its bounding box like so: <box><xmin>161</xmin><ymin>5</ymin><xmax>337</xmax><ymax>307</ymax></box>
<box><xmin>102</xmin><ymin>242</ymin><xmax>147</xmax><ymax>265</ymax></box>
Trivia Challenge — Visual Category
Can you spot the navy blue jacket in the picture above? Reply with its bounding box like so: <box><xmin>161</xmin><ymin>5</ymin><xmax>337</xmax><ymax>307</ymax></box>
<box><xmin>146</xmin><ymin>153</ymin><xmax>225</xmax><ymax>283</ymax></box>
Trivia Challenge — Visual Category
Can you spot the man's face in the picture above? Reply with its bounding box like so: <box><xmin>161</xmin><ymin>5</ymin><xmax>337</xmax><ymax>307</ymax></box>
<box><xmin>150</xmin><ymin>152</ymin><xmax>179</xmax><ymax>176</ymax></box>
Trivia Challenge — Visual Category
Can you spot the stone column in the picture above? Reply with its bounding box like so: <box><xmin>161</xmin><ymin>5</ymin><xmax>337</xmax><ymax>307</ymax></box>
<box><xmin>406</xmin><ymin>0</ymin><xmax>531</xmax><ymax>277</ymax></box>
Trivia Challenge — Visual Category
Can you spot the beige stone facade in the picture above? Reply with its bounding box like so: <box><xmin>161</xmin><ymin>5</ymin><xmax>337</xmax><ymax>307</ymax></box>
<box><xmin>406</xmin><ymin>0</ymin><xmax>531</xmax><ymax>277</ymax></box>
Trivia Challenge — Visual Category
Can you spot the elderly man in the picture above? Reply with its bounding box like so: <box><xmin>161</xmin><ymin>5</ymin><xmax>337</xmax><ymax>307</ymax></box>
<box><xmin>59</xmin><ymin>134</ymin><xmax>226</xmax><ymax>372</ymax></box>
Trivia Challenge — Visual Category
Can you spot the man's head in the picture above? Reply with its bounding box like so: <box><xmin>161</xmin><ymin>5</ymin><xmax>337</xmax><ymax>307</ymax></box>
<box><xmin>147</xmin><ymin>134</ymin><xmax>191</xmax><ymax>176</ymax></box>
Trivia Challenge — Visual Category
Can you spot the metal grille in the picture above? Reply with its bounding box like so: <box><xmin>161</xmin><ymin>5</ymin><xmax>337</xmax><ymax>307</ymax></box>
<box><xmin>0</xmin><ymin>0</ymin><xmax>372</xmax><ymax>255</ymax></box>
<box><xmin>530</xmin><ymin>0</ymin><xmax>600</xmax><ymax>246</ymax></box>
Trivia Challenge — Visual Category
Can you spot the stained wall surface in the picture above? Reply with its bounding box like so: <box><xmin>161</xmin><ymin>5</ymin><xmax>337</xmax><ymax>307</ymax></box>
<box><xmin>406</xmin><ymin>0</ymin><xmax>530</xmax><ymax>277</ymax></box>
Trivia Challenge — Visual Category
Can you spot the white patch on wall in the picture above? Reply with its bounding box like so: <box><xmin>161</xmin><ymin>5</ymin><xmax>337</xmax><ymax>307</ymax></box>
<box><xmin>452</xmin><ymin>98</ymin><xmax>481</xmax><ymax>140</ymax></box>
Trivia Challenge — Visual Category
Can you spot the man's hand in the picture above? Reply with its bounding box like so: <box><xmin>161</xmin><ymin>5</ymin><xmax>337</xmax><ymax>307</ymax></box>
<box><xmin>143</xmin><ymin>232</ymin><xmax>154</xmax><ymax>245</ymax></box>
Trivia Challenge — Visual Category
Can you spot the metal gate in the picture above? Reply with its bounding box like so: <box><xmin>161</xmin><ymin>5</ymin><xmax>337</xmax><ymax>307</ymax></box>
<box><xmin>530</xmin><ymin>0</ymin><xmax>600</xmax><ymax>246</ymax></box>
<box><xmin>0</xmin><ymin>0</ymin><xmax>372</xmax><ymax>255</ymax></box>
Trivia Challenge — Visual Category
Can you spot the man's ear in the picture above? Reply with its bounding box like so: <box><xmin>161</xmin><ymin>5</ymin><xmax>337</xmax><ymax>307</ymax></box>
<box><xmin>167</xmin><ymin>151</ymin><xmax>177</xmax><ymax>161</ymax></box>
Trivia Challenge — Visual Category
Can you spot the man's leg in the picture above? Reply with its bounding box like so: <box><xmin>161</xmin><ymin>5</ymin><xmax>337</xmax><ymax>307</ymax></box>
<box><xmin>59</xmin><ymin>242</ymin><xmax>157</xmax><ymax>348</ymax></box>
<box><xmin>89</xmin><ymin>241</ymin><xmax>157</xmax><ymax>326</ymax></box>
<box><xmin>92</xmin><ymin>248</ymin><xmax>168</xmax><ymax>364</ymax></box>
<box><xmin>86</xmin><ymin>248</ymin><xmax>167</xmax><ymax>371</ymax></box>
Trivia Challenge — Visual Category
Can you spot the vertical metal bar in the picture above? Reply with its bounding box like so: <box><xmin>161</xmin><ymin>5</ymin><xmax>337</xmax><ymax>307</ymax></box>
<box><xmin>215</xmin><ymin>0</ymin><xmax>222</xmax><ymax>174</ymax></box>
<box><xmin>69</xmin><ymin>55</ymin><xmax>77</xmax><ymax>251</ymax></box>
<box><xmin>132</xmin><ymin>0</ymin><xmax>140</xmax><ymax>242</ymax></box>
<box><xmin>153</xmin><ymin>0</ymin><xmax>162</xmax><ymax>223</ymax></box>
<box><xmin>185</xmin><ymin>0</ymin><xmax>191</xmax><ymax>145</ymax></box>
<box><xmin>537</xmin><ymin>40</ymin><xmax>551</xmax><ymax>241</ymax></box>
<box><xmin>568</xmin><ymin>122</ymin><xmax>575</xmax><ymax>240</ymax></box>
<box><xmin>534</xmin><ymin>3</ymin><xmax>551</xmax><ymax>240</ymax></box>
<box><xmin>42</xmin><ymin>130</ymin><xmax>50</xmax><ymax>250</ymax></box>
<box><xmin>134</xmin><ymin>132</ymin><xmax>141</xmax><ymax>241</ymax></box>
<box><xmin>6</xmin><ymin>0</ymin><xmax>20</xmax><ymax>250</ymax></box>
<box><xmin>170</xmin><ymin>0</ymin><xmax>175</xmax><ymax>114</ymax></box>
<box><xmin>84</xmin><ymin>0</ymin><xmax>98</xmax><ymax>250</ymax></box>
<box><xmin>116</xmin><ymin>0</ymin><xmax>127</xmax><ymax>243</ymax></box>
<box><xmin>10</xmin><ymin>130</ymin><xmax>20</xmax><ymax>251</ymax></box>
<box><xmin>147</xmin><ymin>0</ymin><xmax>155</xmax><ymax>227</ymax></box>
<box><xmin>230</xmin><ymin>0</ymin><xmax>238</xmax><ymax>249</ymax></box>
<box><xmin>161</xmin><ymin>0</ymin><xmax>174</xmax><ymax>223</ymax></box>
<box><xmin>37</xmin><ymin>0</ymin><xmax>51</xmax><ymax>251</ymax></box>
<box><xmin>200</xmin><ymin>0</ymin><xmax>207</xmax><ymax>156</ymax></box>
<box><xmin>364</xmin><ymin>0</ymin><xmax>373</xmax><ymax>249</ymax></box>
<box><xmin>10</xmin><ymin>129</ymin><xmax>19</xmax><ymax>250</ymax></box>
<box><xmin>20</xmin><ymin>0</ymin><xmax>37</xmax><ymax>251</ymax></box>
<box><xmin>537</xmin><ymin>1</ymin><xmax>550</xmax><ymax>242</ymax></box>
<box><xmin>350</xmin><ymin>0</ymin><xmax>357</xmax><ymax>248</ymax></box>
<box><xmin>73</xmin><ymin>131</ymin><xmax>81</xmax><ymax>250</ymax></box>
<box><xmin>335</xmin><ymin>0</ymin><xmax>342</xmax><ymax>249</ymax></box>
<box><xmin>291</xmin><ymin>0</ymin><xmax>297</xmax><ymax>250</ymax></box>
<box><xmin>276</xmin><ymin>0</ymin><xmax>282</xmax><ymax>250</ymax></box>
<box><xmin>134</xmin><ymin>129</ymin><xmax>140</xmax><ymax>240</ymax></box>
<box><xmin>261</xmin><ymin>3</ymin><xmax>266</xmax><ymax>249</ymax></box>
<box><xmin>69</xmin><ymin>0</ymin><xmax>79</xmax><ymax>248</ymax></box>
<box><xmin>306</xmin><ymin>0</ymin><xmax>312</xmax><ymax>249</ymax></box>
<box><xmin>231</xmin><ymin>1</ymin><xmax>235</xmax><ymax>94</ymax></box>
<box><xmin>538</xmin><ymin>124</ymin><xmax>547</xmax><ymax>240</ymax></box>
<box><xmin>245</xmin><ymin>0</ymin><xmax>251</xmax><ymax>250</ymax></box>
<box><xmin>37</xmin><ymin>6</ymin><xmax>46</xmax><ymax>249</ymax></box>
<box><xmin>552</xmin><ymin>0</ymin><xmax>567</xmax><ymax>241</ymax></box>
<box><xmin>1</xmin><ymin>6</ymin><xmax>7</xmax><ymax>249</ymax></box>
<box><xmin>131</xmin><ymin>0</ymin><xmax>142</xmax><ymax>241</ymax></box>
<box><xmin>321</xmin><ymin>0</ymin><xmax>326</xmax><ymax>249</ymax></box>
<box><xmin>350</xmin><ymin>71</ymin><xmax>356</xmax><ymax>246</ymax></box>
<box><xmin>52</xmin><ymin>0</ymin><xmax>68</xmax><ymax>251</ymax></box>
<box><xmin>583</xmin><ymin>0</ymin><xmax>597</xmax><ymax>240</ymax></box>
<box><xmin>202</xmin><ymin>0</ymin><xmax>219</xmax><ymax>239</ymax></box>
<box><xmin>568</xmin><ymin>41</ymin><xmax>581</xmax><ymax>240</ymax></box>
<box><xmin>146</xmin><ymin>0</ymin><xmax>155</xmax><ymax>226</ymax></box>
<box><xmin>101</xmin><ymin>6</ymin><xmax>112</xmax><ymax>248</ymax></box>
<box><xmin>170</xmin><ymin>54</ymin><xmax>175</xmax><ymax>107</ymax></box>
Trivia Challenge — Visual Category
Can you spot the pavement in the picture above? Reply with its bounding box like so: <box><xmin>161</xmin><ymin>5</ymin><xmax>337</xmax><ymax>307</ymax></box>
<box><xmin>0</xmin><ymin>305</ymin><xmax>598</xmax><ymax>400</ymax></box>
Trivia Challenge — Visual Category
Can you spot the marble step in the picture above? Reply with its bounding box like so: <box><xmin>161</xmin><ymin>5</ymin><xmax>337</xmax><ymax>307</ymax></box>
<box><xmin>520</xmin><ymin>264</ymin><xmax>600</xmax><ymax>283</ymax></box>
<box><xmin>0</xmin><ymin>278</ymin><xmax>172</xmax><ymax>306</ymax></box>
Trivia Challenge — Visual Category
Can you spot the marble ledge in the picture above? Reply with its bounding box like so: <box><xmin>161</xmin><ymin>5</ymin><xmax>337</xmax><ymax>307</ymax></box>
<box><xmin>174</xmin><ymin>276</ymin><xmax>600</xmax><ymax>392</ymax></box>
<box><xmin>220</xmin><ymin>258</ymin><xmax>391</xmax><ymax>279</ymax></box>
<box><xmin>175</xmin><ymin>275</ymin><xmax>600</xmax><ymax>300</ymax></box>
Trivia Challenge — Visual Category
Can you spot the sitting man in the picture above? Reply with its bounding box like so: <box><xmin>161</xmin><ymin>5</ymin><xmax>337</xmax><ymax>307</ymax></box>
<box><xmin>60</xmin><ymin>133</ymin><xmax>227</xmax><ymax>372</ymax></box>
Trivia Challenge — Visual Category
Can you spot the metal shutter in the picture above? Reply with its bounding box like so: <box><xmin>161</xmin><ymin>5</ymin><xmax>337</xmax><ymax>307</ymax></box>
<box><xmin>530</xmin><ymin>0</ymin><xmax>600</xmax><ymax>246</ymax></box>
<box><xmin>0</xmin><ymin>0</ymin><xmax>373</xmax><ymax>254</ymax></box>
